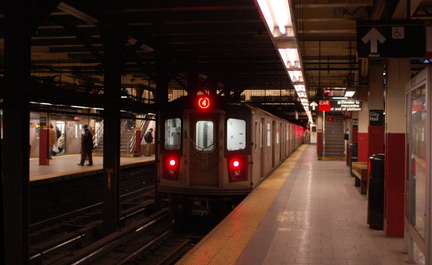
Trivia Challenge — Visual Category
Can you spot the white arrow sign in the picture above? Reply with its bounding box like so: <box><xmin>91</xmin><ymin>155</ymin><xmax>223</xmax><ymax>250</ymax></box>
<box><xmin>362</xmin><ymin>27</ymin><xmax>386</xmax><ymax>53</ymax></box>
<box><xmin>310</xmin><ymin>101</ymin><xmax>318</xmax><ymax>111</ymax></box>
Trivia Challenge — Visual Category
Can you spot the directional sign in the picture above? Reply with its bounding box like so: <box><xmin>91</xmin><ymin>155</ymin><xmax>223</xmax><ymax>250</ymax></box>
<box><xmin>319</xmin><ymin>100</ymin><xmax>362</xmax><ymax>112</ymax></box>
<box><xmin>362</xmin><ymin>27</ymin><xmax>386</xmax><ymax>53</ymax></box>
<box><xmin>310</xmin><ymin>101</ymin><xmax>318</xmax><ymax>111</ymax></box>
<box><xmin>319</xmin><ymin>100</ymin><xmax>331</xmax><ymax>111</ymax></box>
<box><xmin>357</xmin><ymin>20</ymin><xmax>425</xmax><ymax>58</ymax></box>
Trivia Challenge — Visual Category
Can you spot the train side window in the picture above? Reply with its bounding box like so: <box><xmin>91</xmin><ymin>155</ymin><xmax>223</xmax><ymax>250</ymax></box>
<box><xmin>276</xmin><ymin>124</ymin><xmax>280</xmax><ymax>144</ymax></box>
<box><xmin>195</xmin><ymin>120</ymin><xmax>214</xmax><ymax>151</ymax></box>
<box><xmin>227</xmin><ymin>118</ymin><xmax>246</xmax><ymax>151</ymax></box>
<box><xmin>266</xmin><ymin>123</ymin><xmax>271</xmax><ymax>147</ymax></box>
<box><xmin>164</xmin><ymin>118</ymin><xmax>181</xmax><ymax>150</ymax></box>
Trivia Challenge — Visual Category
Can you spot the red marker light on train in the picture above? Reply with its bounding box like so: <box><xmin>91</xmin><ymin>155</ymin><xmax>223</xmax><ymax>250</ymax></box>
<box><xmin>164</xmin><ymin>156</ymin><xmax>180</xmax><ymax>180</ymax></box>
<box><xmin>229</xmin><ymin>157</ymin><xmax>243</xmax><ymax>180</ymax></box>
<box><xmin>167</xmin><ymin>157</ymin><xmax>178</xmax><ymax>169</ymax></box>
<box><xmin>232</xmin><ymin>159</ymin><xmax>240</xmax><ymax>168</ymax></box>
<box><xmin>197</xmin><ymin>96</ymin><xmax>211</xmax><ymax>110</ymax></box>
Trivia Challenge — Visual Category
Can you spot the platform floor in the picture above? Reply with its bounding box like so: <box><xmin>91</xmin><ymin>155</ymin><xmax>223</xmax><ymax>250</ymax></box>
<box><xmin>30</xmin><ymin>154</ymin><xmax>154</xmax><ymax>181</ymax></box>
<box><xmin>177</xmin><ymin>145</ymin><xmax>424</xmax><ymax>265</ymax></box>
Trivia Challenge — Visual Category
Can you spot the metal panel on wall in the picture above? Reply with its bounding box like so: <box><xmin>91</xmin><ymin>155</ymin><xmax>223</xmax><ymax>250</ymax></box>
<box><xmin>405</xmin><ymin>67</ymin><xmax>432</xmax><ymax>263</ymax></box>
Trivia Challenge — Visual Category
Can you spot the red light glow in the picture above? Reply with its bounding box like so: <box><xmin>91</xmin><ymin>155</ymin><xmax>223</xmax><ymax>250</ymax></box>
<box><xmin>232</xmin><ymin>160</ymin><xmax>240</xmax><ymax>168</ymax></box>
<box><xmin>169</xmin><ymin>159</ymin><xmax>176</xmax><ymax>167</ymax></box>
<box><xmin>198</xmin><ymin>96</ymin><xmax>210</xmax><ymax>109</ymax></box>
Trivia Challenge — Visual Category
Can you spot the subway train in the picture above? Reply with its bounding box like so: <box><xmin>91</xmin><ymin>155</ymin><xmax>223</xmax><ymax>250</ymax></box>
<box><xmin>157</xmin><ymin>94</ymin><xmax>304</xmax><ymax>216</ymax></box>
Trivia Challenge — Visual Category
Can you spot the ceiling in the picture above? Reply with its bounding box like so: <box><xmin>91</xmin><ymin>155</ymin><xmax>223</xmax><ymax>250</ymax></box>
<box><xmin>1</xmin><ymin>0</ymin><xmax>432</xmax><ymax>125</ymax></box>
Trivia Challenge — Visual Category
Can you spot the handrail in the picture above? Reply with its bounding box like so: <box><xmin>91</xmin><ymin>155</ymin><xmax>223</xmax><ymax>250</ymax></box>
<box><xmin>94</xmin><ymin>120</ymin><xmax>104</xmax><ymax>149</ymax></box>
<box><xmin>129</xmin><ymin>128</ymin><xmax>136</xmax><ymax>154</ymax></box>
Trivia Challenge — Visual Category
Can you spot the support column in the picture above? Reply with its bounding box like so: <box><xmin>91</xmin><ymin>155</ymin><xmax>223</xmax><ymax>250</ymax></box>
<box><xmin>356</xmin><ymin>85</ymin><xmax>369</xmax><ymax>162</ymax></box>
<box><xmin>384</xmin><ymin>58</ymin><xmax>409</xmax><ymax>237</ymax></box>
<box><xmin>153</xmin><ymin>51</ymin><xmax>170</xmax><ymax>208</ymax></box>
<box><xmin>99</xmin><ymin>19</ymin><xmax>127</xmax><ymax>236</ymax></box>
<box><xmin>367</xmin><ymin>60</ymin><xmax>385</xmax><ymax>157</ymax></box>
<box><xmin>2</xmin><ymin>2</ymin><xmax>32</xmax><ymax>264</ymax></box>
<box><xmin>315</xmin><ymin>111</ymin><xmax>323</xmax><ymax>159</ymax></box>
<box><xmin>154</xmin><ymin>50</ymin><xmax>170</xmax><ymax>107</ymax></box>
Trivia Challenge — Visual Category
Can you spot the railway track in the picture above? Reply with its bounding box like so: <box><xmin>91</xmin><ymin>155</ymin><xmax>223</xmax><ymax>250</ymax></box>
<box><xmin>55</xmin><ymin>209</ymin><xmax>182</xmax><ymax>265</ymax></box>
<box><xmin>28</xmin><ymin>162</ymin><xmax>230</xmax><ymax>264</ymax></box>
<box><xmin>29</xmin><ymin>186</ymin><xmax>155</xmax><ymax>265</ymax></box>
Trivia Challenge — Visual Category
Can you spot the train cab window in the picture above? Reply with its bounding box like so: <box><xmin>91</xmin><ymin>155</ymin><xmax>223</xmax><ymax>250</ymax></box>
<box><xmin>164</xmin><ymin>118</ymin><xmax>181</xmax><ymax>150</ymax></box>
<box><xmin>227</xmin><ymin>118</ymin><xmax>246</xmax><ymax>151</ymax></box>
<box><xmin>195</xmin><ymin>121</ymin><xmax>214</xmax><ymax>151</ymax></box>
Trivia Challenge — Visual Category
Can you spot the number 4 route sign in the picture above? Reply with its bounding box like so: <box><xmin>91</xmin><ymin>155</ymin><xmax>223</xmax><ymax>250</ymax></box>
<box><xmin>357</xmin><ymin>20</ymin><xmax>425</xmax><ymax>58</ymax></box>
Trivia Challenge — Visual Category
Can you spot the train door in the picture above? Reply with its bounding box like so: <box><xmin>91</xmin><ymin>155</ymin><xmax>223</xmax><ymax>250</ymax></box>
<box><xmin>272</xmin><ymin>121</ymin><xmax>276</xmax><ymax>167</ymax></box>
<box><xmin>259</xmin><ymin>119</ymin><xmax>265</xmax><ymax>179</ymax></box>
<box><xmin>188</xmin><ymin>112</ymin><xmax>220</xmax><ymax>186</ymax></box>
<box><xmin>56</xmin><ymin>121</ymin><xmax>66</xmax><ymax>155</ymax></box>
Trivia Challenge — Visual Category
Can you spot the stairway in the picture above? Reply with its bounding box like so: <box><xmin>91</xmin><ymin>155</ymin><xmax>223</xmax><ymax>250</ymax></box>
<box><xmin>324</xmin><ymin>114</ymin><xmax>345</xmax><ymax>158</ymax></box>
<box><xmin>93</xmin><ymin>127</ymin><xmax>137</xmax><ymax>156</ymax></box>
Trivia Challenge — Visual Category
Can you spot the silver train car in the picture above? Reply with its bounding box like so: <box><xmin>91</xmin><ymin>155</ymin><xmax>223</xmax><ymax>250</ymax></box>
<box><xmin>157</xmin><ymin>95</ymin><xmax>304</xmax><ymax>215</ymax></box>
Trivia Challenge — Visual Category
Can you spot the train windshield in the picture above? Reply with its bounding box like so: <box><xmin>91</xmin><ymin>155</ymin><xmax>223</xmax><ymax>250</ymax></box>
<box><xmin>195</xmin><ymin>120</ymin><xmax>214</xmax><ymax>151</ymax></box>
<box><xmin>226</xmin><ymin>118</ymin><xmax>246</xmax><ymax>151</ymax></box>
<box><xmin>164</xmin><ymin>118</ymin><xmax>181</xmax><ymax>150</ymax></box>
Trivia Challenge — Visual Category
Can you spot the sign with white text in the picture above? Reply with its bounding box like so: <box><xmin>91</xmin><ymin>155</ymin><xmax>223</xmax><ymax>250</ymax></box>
<box><xmin>357</xmin><ymin>20</ymin><xmax>425</xmax><ymax>58</ymax></box>
<box><xmin>319</xmin><ymin>100</ymin><xmax>362</xmax><ymax>112</ymax></box>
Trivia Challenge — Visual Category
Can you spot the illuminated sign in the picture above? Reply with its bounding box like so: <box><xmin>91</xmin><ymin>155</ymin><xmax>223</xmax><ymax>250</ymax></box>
<box><xmin>197</xmin><ymin>96</ymin><xmax>211</xmax><ymax>109</ymax></box>
<box><xmin>319</xmin><ymin>100</ymin><xmax>362</xmax><ymax>112</ymax></box>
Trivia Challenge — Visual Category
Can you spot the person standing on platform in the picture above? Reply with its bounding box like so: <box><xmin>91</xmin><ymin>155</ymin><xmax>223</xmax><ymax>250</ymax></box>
<box><xmin>78</xmin><ymin>124</ymin><xmax>93</xmax><ymax>166</ymax></box>
<box><xmin>48</xmin><ymin>123</ymin><xmax>56</xmax><ymax>159</ymax></box>
<box><xmin>144</xmin><ymin>128</ymin><xmax>154</xmax><ymax>156</ymax></box>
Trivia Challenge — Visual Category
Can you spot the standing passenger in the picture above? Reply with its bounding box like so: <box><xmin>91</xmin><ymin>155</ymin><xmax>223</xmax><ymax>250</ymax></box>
<box><xmin>78</xmin><ymin>124</ymin><xmax>93</xmax><ymax>166</ymax></box>
<box><xmin>144</xmin><ymin>128</ymin><xmax>154</xmax><ymax>156</ymax></box>
<box><xmin>48</xmin><ymin>123</ymin><xmax>56</xmax><ymax>159</ymax></box>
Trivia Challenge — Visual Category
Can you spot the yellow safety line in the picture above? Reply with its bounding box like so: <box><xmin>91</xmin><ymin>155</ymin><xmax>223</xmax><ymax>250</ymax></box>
<box><xmin>176</xmin><ymin>145</ymin><xmax>306</xmax><ymax>265</ymax></box>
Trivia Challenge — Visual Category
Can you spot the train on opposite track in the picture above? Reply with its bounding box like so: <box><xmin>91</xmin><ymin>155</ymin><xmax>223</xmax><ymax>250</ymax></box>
<box><xmin>157</xmin><ymin>94</ymin><xmax>304</xmax><ymax>216</ymax></box>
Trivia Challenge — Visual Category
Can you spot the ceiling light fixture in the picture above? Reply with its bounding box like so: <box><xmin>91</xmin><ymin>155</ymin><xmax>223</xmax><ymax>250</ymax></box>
<box><xmin>256</xmin><ymin>0</ymin><xmax>313</xmax><ymax>124</ymax></box>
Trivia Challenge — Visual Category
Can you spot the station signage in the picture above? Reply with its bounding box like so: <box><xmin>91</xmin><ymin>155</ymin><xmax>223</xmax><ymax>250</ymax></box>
<box><xmin>369</xmin><ymin>110</ymin><xmax>384</xmax><ymax>126</ymax></box>
<box><xmin>319</xmin><ymin>99</ymin><xmax>362</xmax><ymax>112</ymax></box>
<box><xmin>357</xmin><ymin>20</ymin><xmax>425</xmax><ymax>58</ymax></box>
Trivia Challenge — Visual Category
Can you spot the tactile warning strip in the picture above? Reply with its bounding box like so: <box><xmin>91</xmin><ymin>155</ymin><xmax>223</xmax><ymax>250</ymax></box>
<box><xmin>176</xmin><ymin>145</ymin><xmax>306</xmax><ymax>265</ymax></box>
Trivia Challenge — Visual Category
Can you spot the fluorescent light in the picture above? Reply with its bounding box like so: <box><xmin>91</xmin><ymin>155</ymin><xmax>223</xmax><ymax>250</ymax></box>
<box><xmin>272</xmin><ymin>0</ymin><xmax>291</xmax><ymax>35</ymax></box>
<box><xmin>257</xmin><ymin>0</ymin><xmax>275</xmax><ymax>35</ymax></box>
<box><xmin>294</xmin><ymin>85</ymin><xmax>305</xmax><ymax>92</ymax></box>
<box><xmin>257</xmin><ymin>0</ymin><xmax>312</xmax><ymax>123</ymax></box>
<box><xmin>297</xmin><ymin>92</ymin><xmax>307</xmax><ymax>98</ymax></box>
<box><xmin>345</xmin><ymin>91</ymin><xmax>356</xmax><ymax>97</ymax></box>
<box><xmin>279</xmin><ymin>48</ymin><xmax>300</xmax><ymax>69</ymax></box>
<box><xmin>257</xmin><ymin>0</ymin><xmax>293</xmax><ymax>37</ymax></box>
<box><xmin>288</xmin><ymin>70</ymin><xmax>303</xmax><ymax>82</ymax></box>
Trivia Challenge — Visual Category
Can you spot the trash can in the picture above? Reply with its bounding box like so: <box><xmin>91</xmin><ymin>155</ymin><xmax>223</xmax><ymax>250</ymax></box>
<box><xmin>367</xmin><ymin>153</ymin><xmax>385</xmax><ymax>230</ymax></box>
<box><xmin>349</xmin><ymin>143</ymin><xmax>358</xmax><ymax>177</ymax></box>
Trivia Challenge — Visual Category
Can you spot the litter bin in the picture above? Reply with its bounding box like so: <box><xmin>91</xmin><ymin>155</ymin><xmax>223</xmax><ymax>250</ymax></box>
<box><xmin>349</xmin><ymin>143</ymin><xmax>358</xmax><ymax>177</ymax></box>
<box><xmin>367</xmin><ymin>153</ymin><xmax>385</xmax><ymax>230</ymax></box>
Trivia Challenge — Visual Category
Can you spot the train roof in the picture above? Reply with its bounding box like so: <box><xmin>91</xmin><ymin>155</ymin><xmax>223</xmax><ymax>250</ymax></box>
<box><xmin>163</xmin><ymin>95</ymin><xmax>294</xmax><ymax>125</ymax></box>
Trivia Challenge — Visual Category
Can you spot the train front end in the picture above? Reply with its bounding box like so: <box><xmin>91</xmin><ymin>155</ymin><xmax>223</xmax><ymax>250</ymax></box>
<box><xmin>157</xmin><ymin>96</ymin><xmax>253</xmax><ymax>216</ymax></box>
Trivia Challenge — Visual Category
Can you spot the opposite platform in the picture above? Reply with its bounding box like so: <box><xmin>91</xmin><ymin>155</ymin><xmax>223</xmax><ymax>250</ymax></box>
<box><xmin>177</xmin><ymin>145</ymin><xmax>424</xmax><ymax>265</ymax></box>
<box><xmin>30</xmin><ymin>154</ymin><xmax>154</xmax><ymax>181</ymax></box>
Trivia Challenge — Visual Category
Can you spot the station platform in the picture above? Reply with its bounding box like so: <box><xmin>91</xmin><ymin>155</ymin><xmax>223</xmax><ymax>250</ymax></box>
<box><xmin>30</xmin><ymin>154</ymin><xmax>154</xmax><ymax>181</ymax></box>
<box><xmin>177</xmin><ymin>145</ymin><xmax>424</xmax><ymax>265</ymax></box>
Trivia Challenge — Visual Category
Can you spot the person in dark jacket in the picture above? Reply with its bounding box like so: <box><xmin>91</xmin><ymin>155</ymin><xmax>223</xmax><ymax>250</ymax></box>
<box><xmin>144</xmin><ymin>128</ymin><xmax>153</xmax><ymax>156</ymax></box>
<box><xmin>78</xmin><ymin>124</ymin><xmax>93</xmax><ymax>166</ymax></box>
